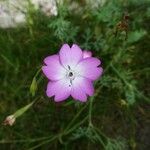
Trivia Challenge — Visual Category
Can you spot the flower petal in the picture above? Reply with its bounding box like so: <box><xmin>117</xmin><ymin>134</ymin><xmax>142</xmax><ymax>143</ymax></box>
<box><xmin>42</xmin><ymin>55</ymin><xmax>66</xmax><ymax>81</ymax></box>
<box><xmin>43</xmin><ymin>54</ymin><xmax>58</xmax><ymax>65</ymax></box>
<box><xmin>71</xmin><ymin>77</ymin><xmax>94</xmax><ymax>102</ymax></box>
<box><xmin>76</xmin><ymin>57</ymin><xmax>103</xmax><ymax>80</ymax></box>
<box><xmin>46</xmin><ymin>78</ymin><xmax>71</xmax><ymax>102</ymax></box>
<box><xmin>59</xmin><ymin>44</ymin><xmax>83</xmax><ymax>69</ymax></box>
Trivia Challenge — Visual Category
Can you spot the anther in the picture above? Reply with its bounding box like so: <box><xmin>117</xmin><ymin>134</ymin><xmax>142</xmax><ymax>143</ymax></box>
<box><xmin>70</xmin><ymin>80</ymin><xmax>72</xmax><ymax>85</ymax></box>
<box><xmin>68</xmin><ymin>65</ymin><xmax>71</xmax><ymax>70</ymax></box>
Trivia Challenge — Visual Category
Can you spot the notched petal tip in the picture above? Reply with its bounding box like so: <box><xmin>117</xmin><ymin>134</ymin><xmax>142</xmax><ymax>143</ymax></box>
<box><xmin>46</xmin><ymin>90</ymin><xmax>53</xmax><ymax>98</ymax></box>
<box><xmin>54</xmin><ymin>95</ymin><xmax>70</xmax><ymax>102</ymax></box>
<box><xmin>43</xmin><ymin>54</ymin><xmax>59</xmax><ymax>65</ymax></box>
<box><xmin>59</xmin><ymin>44</ymin><xmax>71</xmax><ymax>57</ymax></box>
<box><xmin>87</xmin><ymin>88</ymin><xmax>94</xmax><ymax>97</ymax></box>
<box><xmin>93</xmin><ymin>67</ymin><xmax>103</xmax><ymax>80</ymax></box>
<box><xmin>93</xmin><ymin>57</ymin><xmax>101</xmax><ymax>66</ymax></box>
<box><xmin>60</xmin><ymin>43</ymin><xmax>70</xmax><ymax>50</ymax></box>
<box><xmin>41</xmin><ymin>66</ymin><xmax>47</xmax><ymax>73</ymax></box>
<box><xmin>99</xmin><ymin>67</ymin><xmax>103</xmax><ymax>76</ymax></box>
<box><xmin>46</xmin><ymin>82</ymin><xmax>55</xmax><ymax>97</ymax></box>
<box><xmin>71</xmin><ymin>88</ymin><xmax>88</xmax><ymax>102</ymax></box>
<box><xmin>71</xmin><ymin>44</ymin><xmax>82</xmax><ymax>53</ymax></box>
<box><xmin>63</xmin><ymin>43</ymin><xmax>70</xmax><ymax>47</ymax></box>
<box><xmin>54</xmin><ymin>97</ymin><xmax>65</xmax><ymax>102</ymax></box>
<box><xmin>80</xmin><ymin>97</ymin><xmax>88</xmax><ymax>102</ymax></box>
<box><xmin>71</xmin><ymin>43</ymin><xmax>79</xmax><ymax>48</ymax></box>
<box><xmin>74</xmin><ymin>97</ymin><xmax>88</xmax><ymax>102</ymax></box>
<box><xmin>59</xmin><ymin>43</ymin><xmax>83</xmax><ymax>68</ymax></box>
<box><xmin>43</xmin><ymin>56</ymin><xmax>50</xmax><ymax>65</ymax></box>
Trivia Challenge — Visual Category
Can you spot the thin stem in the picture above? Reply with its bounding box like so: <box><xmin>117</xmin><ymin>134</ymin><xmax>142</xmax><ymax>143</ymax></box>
<box><xmin>111</xmin><ymin>64</ymin><xmax>150</xmax><ymax>103</ymax></box>
<box><xmin>0</xmin><ymin>136</ymin><xmax>52</xmax><ymax>144</ymax></box>
<box><xmin>64</xmin><ymin>116</ymin><xmax>88</xmax><ymax>135</ymax></box>
<box><xmin>93</xmin><ymin>126</ymin><xmax>108</xmax><ymax>140</ymax></box>
<box><xmin>88</xmin><ymin>97</ymin><xmax>94</xmax><ymax>127</ymax></box>
<box><xmin>28</xmin><ymin>116</ymin><xmax>88</xmax><ymax>150</ymax></box>
<box><xmin>64</xmin><ymin>103</ymin><xmax>88</xmax><ymax>132</ymax></box>
<box><xmin>28</xmin><ymin>135</ymin><xmax>58</xmax><ymax>150</ymax></box>
<box><xmin>88</xmin><ymin>83</ymin><xmax>101</xmax><ymax>127</ymax></box>
<box><xmin>34</xmin><ymin>67</ymin><xmax>42</xmax><ymax>78</ymax></box>
<box><xmin>92</xmin><ymin>128</ymin><xmax>106</xmax><ymax>149</ymax></box>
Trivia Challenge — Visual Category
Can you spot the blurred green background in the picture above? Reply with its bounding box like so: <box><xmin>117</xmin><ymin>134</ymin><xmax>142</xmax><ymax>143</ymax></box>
<box><xmin>0</xmin><ymin>0</ymin><xmax>150</xmax><ymax>149</ymax></box>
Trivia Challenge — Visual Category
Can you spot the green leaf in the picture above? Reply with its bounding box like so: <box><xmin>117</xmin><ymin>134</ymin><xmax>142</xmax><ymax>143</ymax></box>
<box><xmin>127</xmin><ymin>30</ymin><xmax>147</xmax><ymax>43</ymax></box>
<box><xmin>13</xmin><ymin>101</ymin><xmax>35</xmax><ymax>118</ymax></box>
<box><xmin>125</xmin><ymin>85</ymin><xmax>135</xmax><ymax>105</ymax></box>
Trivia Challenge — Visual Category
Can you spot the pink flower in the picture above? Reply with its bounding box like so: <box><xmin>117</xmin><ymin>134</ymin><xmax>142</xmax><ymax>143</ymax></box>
<box><xmin>42</xmin><ymin>44</ymin><xmax>103</xmax><ymax>102</ymax></box>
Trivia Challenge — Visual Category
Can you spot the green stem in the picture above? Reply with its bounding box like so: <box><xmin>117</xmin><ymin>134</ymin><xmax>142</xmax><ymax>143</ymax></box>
<box><xmin>88</xmin><ymin>84</ymin><xmax>101</xmax><ymax>127</ymax></box>
<box><xmin>0</xmin><ymin>136</ymin><xmax>53</xmax><ymax>144</ymax></box>
<box><xmin>111</xmin><ymin>64</ymin><xmax>150</xmax><ymax>103</ymax></box>
<box><xmin>65</xmin><ymin>116</ymin><xmax>88</xmax><ymax>135</ymax></box>
<box><xmin>34</xmin><ymin>67</ymin><xmax>42</xmax><ymax>78</ymax></box>
<box><xmin>28</xmin><ymin>135</ymin><xmax>58</xmax><ymax>150</ymax></box>
<box><xmin>88</xmin><ymin>97</ymin><xmax>94</xmax><ymax>127</ymax></box>
<box><xmin>64</xmin><ymin>103</ymin><xmax>88</xmax><ymax>132</ymax></box>
<box><xmin>92</xmin><ymin>128</ymin><xmax>106</xmax><ymax>149</ymax></box>
<box><xmin>28</xmin><ymin>116</ymin><xmax>88</xmax><ymax>150</ymax></box>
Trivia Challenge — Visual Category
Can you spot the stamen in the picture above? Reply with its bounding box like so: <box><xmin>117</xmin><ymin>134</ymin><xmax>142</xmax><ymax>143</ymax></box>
<box><xmin>68</xmin><ymin>65</ymin><xmax>71</xmax><ymax>70</ymax></box>
<box><xmin>69</xmin><ymin>79</ymin><xmax>72</xmax><ymax>87</ymax></box>
<box><xmin>70</xmin><ymin>80</ymin><xmax>72</xmax><ymax>85</ymax></box>
<box><xmin>67</xmin><ymin>65</ymin><xmax>75</xmax><ymax>87</ymax></box>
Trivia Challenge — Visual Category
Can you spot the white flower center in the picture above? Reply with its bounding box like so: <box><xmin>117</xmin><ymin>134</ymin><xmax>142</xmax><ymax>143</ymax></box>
<box><xmin>68</xmin><ymin>72</ymin><xmax>73</xmax><ymax>77</ymax></box>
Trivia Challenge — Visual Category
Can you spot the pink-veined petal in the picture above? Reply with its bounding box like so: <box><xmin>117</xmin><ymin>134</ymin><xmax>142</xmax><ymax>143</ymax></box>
<box><xmin>42</xmin><ymin>55</ymin><xmax>66</xmax><ymax>81</ymax></box>
<box><xmin>59</xmin><ymin>44</ymin><xmax>83</xmax><ymax>69</ymax></box>
<box><xmin>76</xmin><ymin>57</ymin><xmax>103</xmax><ymax>80</ymax></box>
<box><xmin>46</xmin><ymin>78</ymin><xmax>71</xmax><ymax>102</ymax></box>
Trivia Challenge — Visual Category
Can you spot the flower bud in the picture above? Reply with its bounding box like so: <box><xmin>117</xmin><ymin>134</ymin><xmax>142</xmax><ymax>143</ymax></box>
<box><xmin>3</xmin><ymin>115</ymin><xmax>16</xmax><ymax>126</ymax></box>
<box><xmin>83</xmin><ymin>50</ymin><xmax>92</xmax><ymax>58</ymax></box>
